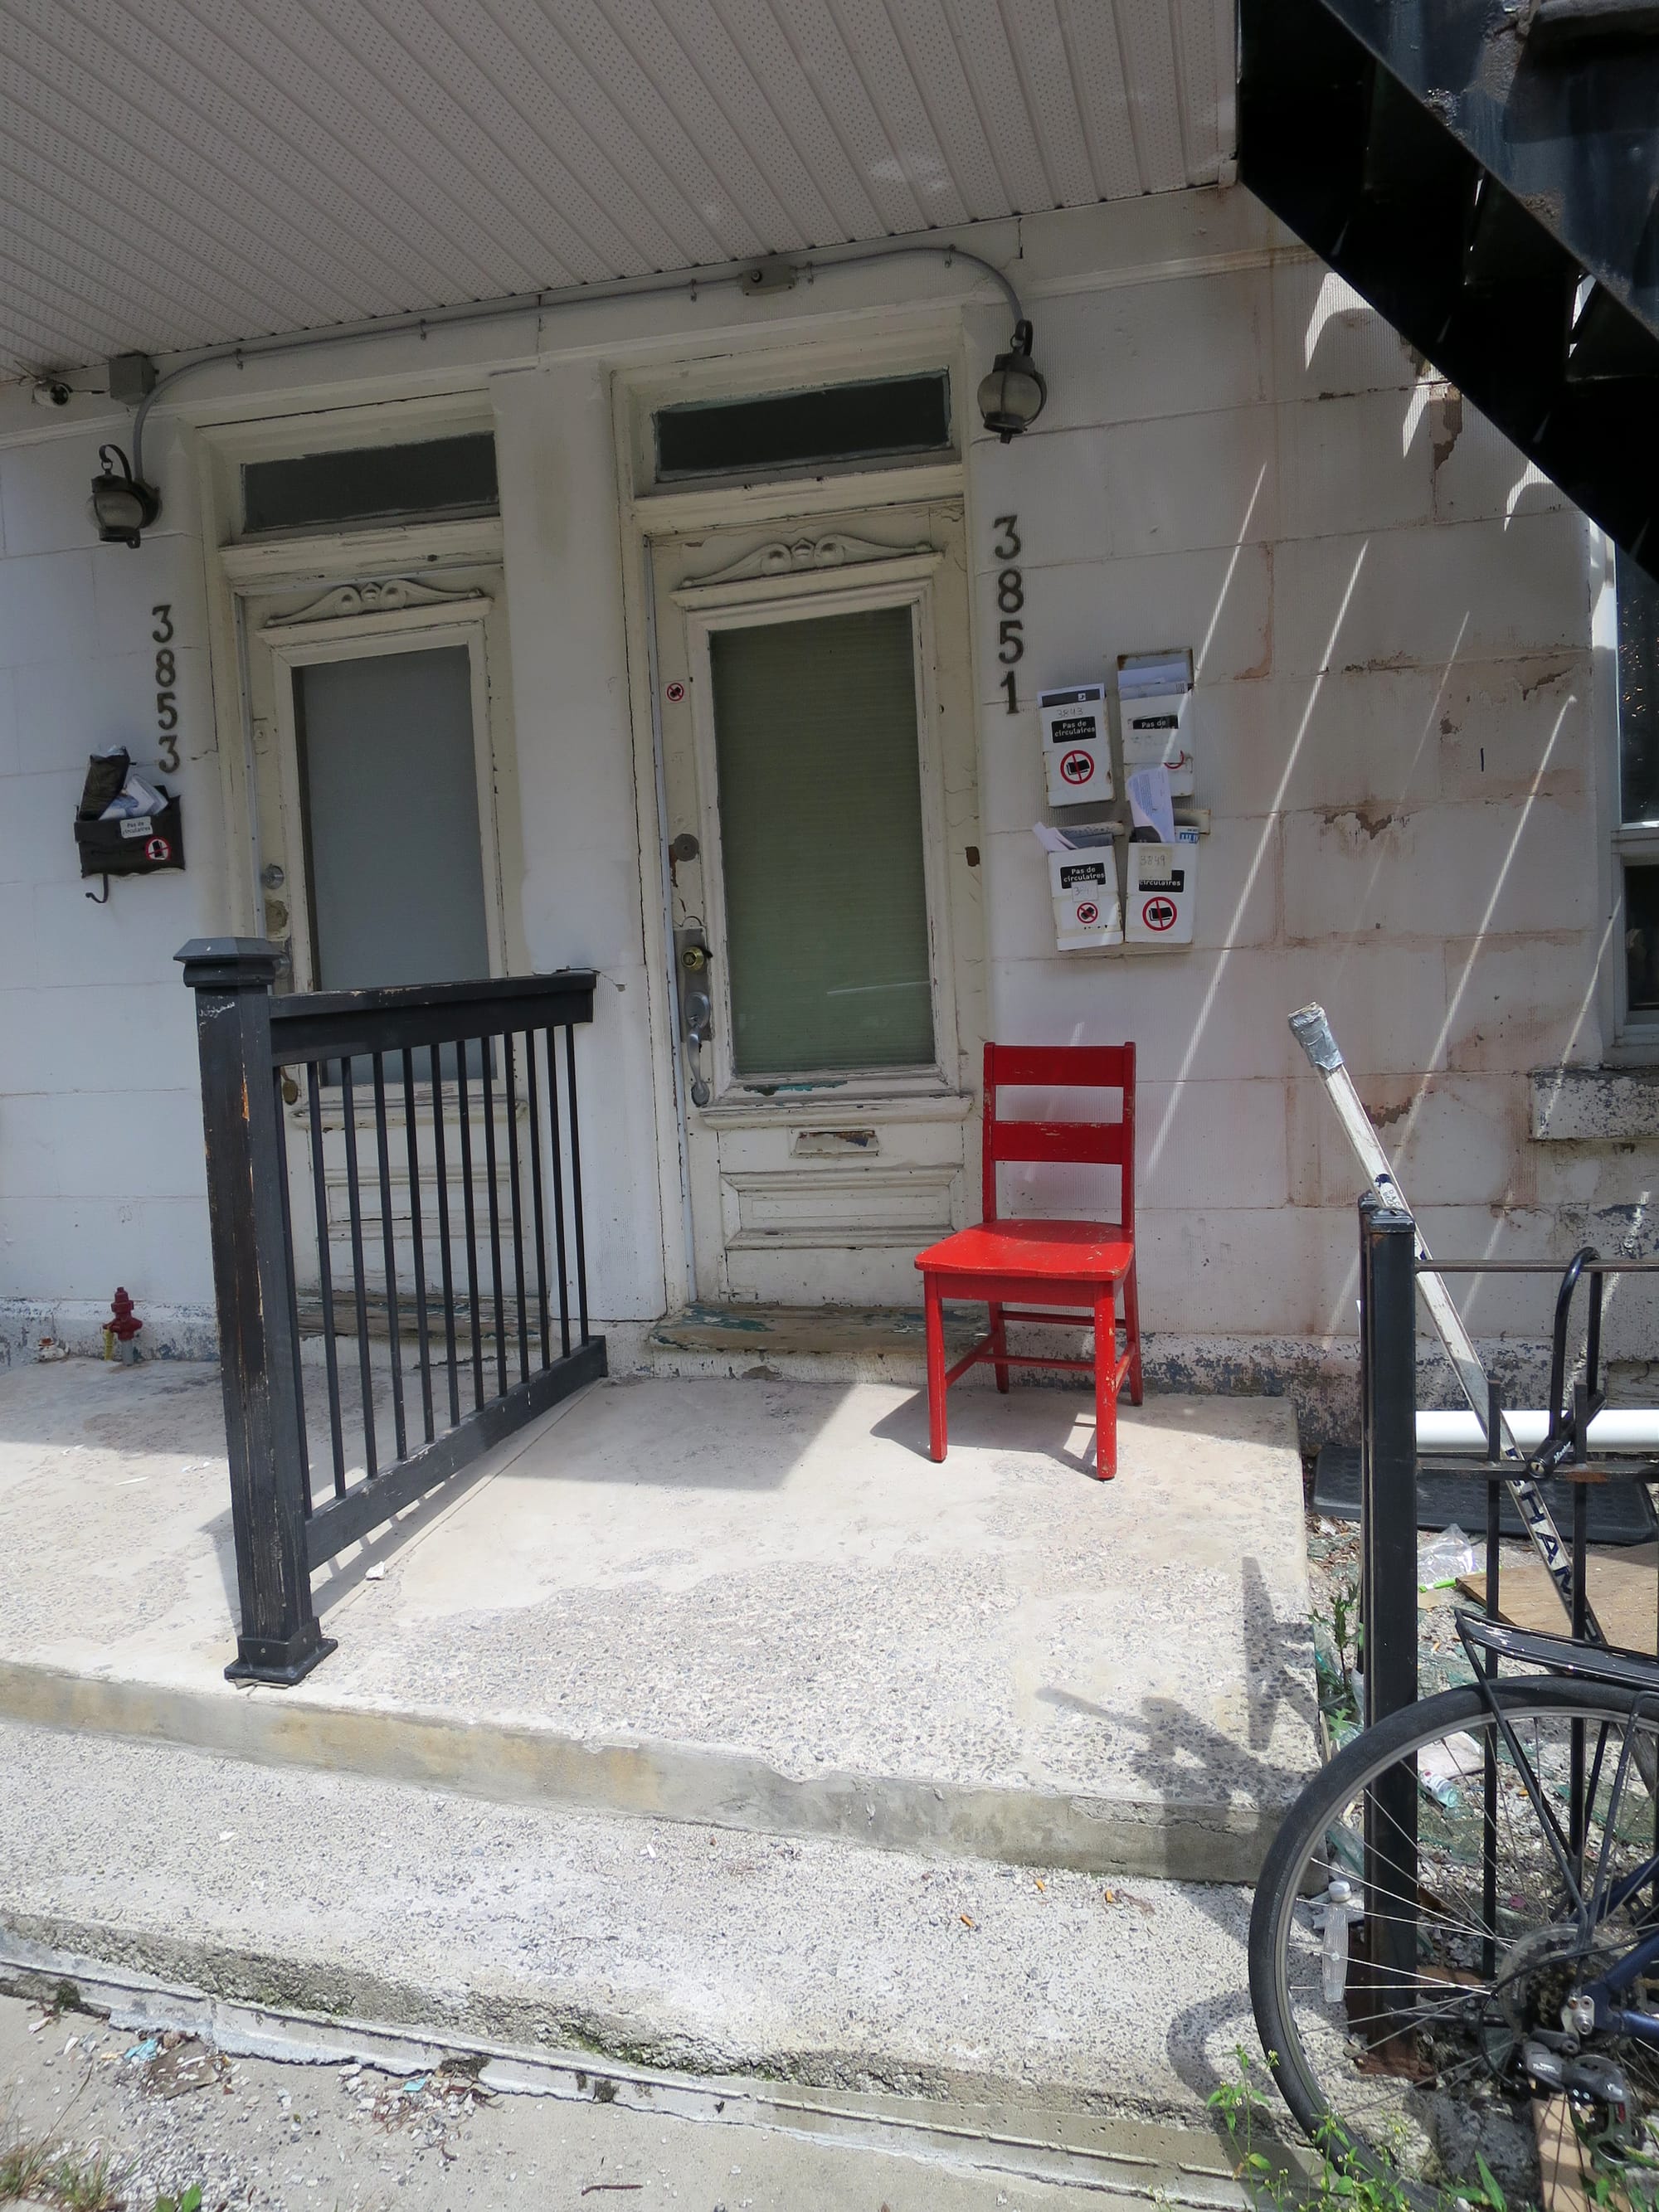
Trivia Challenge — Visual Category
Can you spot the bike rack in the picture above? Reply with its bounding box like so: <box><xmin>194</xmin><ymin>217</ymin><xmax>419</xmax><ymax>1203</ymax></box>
<box><xmin>1353</xmin><ymin>1204</ymin><xmax>1659</xmax><ymax>2038</ymax></box>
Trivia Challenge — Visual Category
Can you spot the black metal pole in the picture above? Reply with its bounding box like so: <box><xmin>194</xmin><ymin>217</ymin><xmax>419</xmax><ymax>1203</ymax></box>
<box><xmin>177</xmin><ymin>939</ymin><xmax>335</xmax><ymax>1685</ymax></box>
<box><xmin>1359</xmin><ymin>1192</ymin><xmax>1418</xmax><ymax>2040</ymax></box>
<box><xmin>1360</xmin><ymin>1193</ymin><xmax>1418</xmax><ymax>1727</ymax></box>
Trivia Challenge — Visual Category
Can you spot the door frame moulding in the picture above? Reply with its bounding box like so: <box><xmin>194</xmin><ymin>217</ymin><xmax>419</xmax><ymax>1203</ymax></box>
<box><xmin>196</xmin><ymin>394</ymin><xmax>508</xmax><ymax>941</ymax></box>
<box><xmin>255</xmin><ymin>600</ymin><xmax>507</xmax><ymax>997</ymax></box>
<box><xmin>611</xmin><ymin>326</ymin><xmax>975</xmax><ymax>1316</ymax></box>
<box><xmin>673</xmin><ymin>554</ymin><xmax>961</xmax><ymax>1105</ymax></box>
<box><xmin>618</xmin><ymin>319</ymin><xmax>965</xmax><ymax>513</ymax></box>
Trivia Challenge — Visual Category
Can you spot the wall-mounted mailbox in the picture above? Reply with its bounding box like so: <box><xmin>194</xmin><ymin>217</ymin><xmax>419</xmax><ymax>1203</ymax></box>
<box><xmin>1050</xmin><ymin>847</ymin><xmax>1123</xmax><ymax>950</ymax></box>
<box><xmin>1124</xmin><ymin>829</ymin><xmax>1198</xmax><ymax>946</ymax></box>
<box><xmin>1117</xmin><ymin>650</ymin><xmax>1194</xmax><ymax>797</ymax></box>
<box><xmin>73</xmin><ymin>749</ymin><xmax>184</xmax><ymax>885</ymax></box>
<box><xmin>1039</xmin><ymin>683</ymin><xmax>1111</xmax><ymax>805</ymax></box>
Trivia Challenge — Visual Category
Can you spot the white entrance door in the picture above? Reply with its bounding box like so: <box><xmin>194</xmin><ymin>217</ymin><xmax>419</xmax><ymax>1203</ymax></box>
<box><xmin>241</xmin><ymin>570</ymin><xmax>510</xmax><ymax>994</ymax></box>
<box><xmin>240</xmin><ymin>569</ymin><xmax>515</xmax><ymax>1304</ymax></box>
<box><xmin>651</xmin><ymin>503</ymin><xmax>983</xmax><ymax>1306</ymax></box>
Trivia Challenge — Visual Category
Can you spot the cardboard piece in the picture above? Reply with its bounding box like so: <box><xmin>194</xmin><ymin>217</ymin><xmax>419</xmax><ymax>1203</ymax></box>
<box><xmin>1457</xmin><ymin>1544</ymin><xmax>1658</xmax><ymax>1655</ymax></box>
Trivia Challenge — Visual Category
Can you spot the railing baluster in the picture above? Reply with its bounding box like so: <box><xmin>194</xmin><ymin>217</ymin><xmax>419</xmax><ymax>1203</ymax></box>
<box><xmin>430</xmin><ymin>1052</ymin><xmax>461</xmax><ymax>1429</ymax></box>
<box><xmin>544</xmin><ymin>1025</ymin><xmax>572</xmax><ymax>1359</ymax></box>
<box><xmin>372</xmin><ymin>1052</ymin><xmax>408</xmax><ymax>1465</ymax></box>
<box><xmin>524</xmin><ymin>1027</ymin><xmax>551</xmax><ymax>1370</ymax></box>
<box><xmin>339</xmin><ymin>1058</ymin><xmax>378</xmax><ymax>1483</ymax></box>
<box><xmin>480</xmin><ymin>1036</ymin><xmax>508</xmax><ymax>1398</ymax></box>
<box><xmin>565</xmin><ymin>1024</ymin><xmax>589</xmax><ymax>1343</ymax></box>
<box><xmin>505</xmin><ymin>1031</ymin><xmax>531</xmax><ymax>1385</ymax></box>
<box><xmin>402</xmin><ymin>1046</ymin><xmax>435</xmax><ymax>1446</ymax></box>
<box><xmin>306</xmin><ymin>1067</ymin><xmax>347</xmax><ymax>1499</ymax></box>
<box><xmin>456</xmin><ymin>1043</ymin><xmax>485</xmax><ymax>1412</ymax></box>
<box><xmin>272</xmin><ymin>1065</ymin><xmax>314</xmax><ymax>1516</ymax></box>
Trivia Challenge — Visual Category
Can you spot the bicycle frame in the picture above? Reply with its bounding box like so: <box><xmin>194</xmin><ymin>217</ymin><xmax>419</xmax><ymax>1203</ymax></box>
<box><xmin>1458</xmin><ymin>1610</ymin><xmax>1659</xmax><ymax>2049</ymax></box>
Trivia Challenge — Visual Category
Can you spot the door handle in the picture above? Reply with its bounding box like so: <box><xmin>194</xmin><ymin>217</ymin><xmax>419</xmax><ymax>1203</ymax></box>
<box><xmin>684</xmin><ymin>988</ymin><xmax>712</xmax><ymax>1107</ymax></box>
<box><xmin>676</xmin><ymin>926</ymin><xmax>713</xmax><ymax>1108</ymax></box>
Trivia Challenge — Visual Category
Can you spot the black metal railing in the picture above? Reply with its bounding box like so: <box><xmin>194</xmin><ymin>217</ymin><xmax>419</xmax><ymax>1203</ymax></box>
<box><xmin>178</xmin><ymin>939</ymin><xmax>606</xmax><ymax>1685</ymax></box>
<box><xmin>1351</xmin><ymin>1199</ymin><xmax>1659</xmax><ymax>2036</ymax></box>
<box><xmin>1357</xmin><ymin>1200</ymin><xmax>1659</xmax><ymax>1732</ymax></box>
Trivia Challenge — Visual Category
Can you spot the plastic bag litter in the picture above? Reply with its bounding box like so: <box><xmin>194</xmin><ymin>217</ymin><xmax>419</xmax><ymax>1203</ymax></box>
<box><xmin>1418</xmin><ymin>1524</ymin><xmax>1478</xmax><ymax>1590</ymax></box>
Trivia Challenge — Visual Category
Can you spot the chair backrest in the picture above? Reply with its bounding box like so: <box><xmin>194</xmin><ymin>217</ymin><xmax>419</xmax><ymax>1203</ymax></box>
<box><xmin>981</xmin><ymin>1042</ymin><xmax>1136</xmax><ymax>1232</ymax></box>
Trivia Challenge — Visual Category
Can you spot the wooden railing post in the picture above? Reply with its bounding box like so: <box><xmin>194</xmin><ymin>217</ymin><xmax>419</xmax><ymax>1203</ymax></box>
<box><xmin>177</xmin><ymin>938</ymin><xmax>334</xmax><ymax>1685</ymax></box>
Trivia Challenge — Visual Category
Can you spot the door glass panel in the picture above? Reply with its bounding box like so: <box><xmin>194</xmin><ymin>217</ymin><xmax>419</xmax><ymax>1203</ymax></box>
<box><xmin>294</xmin><ymin>644</ymin><xmax>490</xmax><ymax>992</ymax></box>
<box><xmin>709</xmin><ymin>606</ymin><xmax>933</xmax><ymax>1074</ymax></box>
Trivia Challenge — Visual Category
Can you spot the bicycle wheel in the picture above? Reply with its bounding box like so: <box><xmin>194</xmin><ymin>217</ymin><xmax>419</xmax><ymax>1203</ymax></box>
<box><xmin>1251</xmin><ymin>1676</ymin><xmax>1659</xmax><ymax>2197</ymax></box>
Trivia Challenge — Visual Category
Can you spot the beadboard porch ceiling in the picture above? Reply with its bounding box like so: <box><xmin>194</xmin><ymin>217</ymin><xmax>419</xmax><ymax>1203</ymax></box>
<box><xmin>2</xmin><ymin>0</ymin><xmax>1234</xmax><ymax>377</ymax></box>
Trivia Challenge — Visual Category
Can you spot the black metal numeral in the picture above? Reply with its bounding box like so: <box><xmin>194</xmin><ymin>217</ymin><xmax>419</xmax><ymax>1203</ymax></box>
<box><xmin>992</xmin><ymin>517</ymin><xmax>1023</xmax><ymax>712</ymax></box>
<box><xmin>153</xmin><ymin>615</ymin><xmax>181</xmax><ymax>767</ymax></box>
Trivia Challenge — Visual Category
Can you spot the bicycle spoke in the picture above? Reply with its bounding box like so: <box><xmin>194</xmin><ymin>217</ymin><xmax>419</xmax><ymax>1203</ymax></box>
<box><xmin>1252</xmin><ymin>1684</ymin><xmax>1659</xmax><ymax>2203</ymax></box>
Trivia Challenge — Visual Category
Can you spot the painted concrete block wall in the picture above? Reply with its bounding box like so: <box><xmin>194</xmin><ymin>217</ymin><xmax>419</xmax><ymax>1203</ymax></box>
<box><xmin>0</xmin><ymin>187</ymin><xmax>1647</xmax><ymax>1426</ymax></box>
<box><xmin>0</xmin><ymin>416</ymin><xmax>223</xmax><ymax>1359</ymax></box>
<box><xmin>963</xmin><ymin>236</ymin><xmax>1633</xmax><ymax>1426</ymax></box>
<box><xmin>490</xmin><ymin>361</ymin><xmax>669</xmax><ymax>1329</ymax></box>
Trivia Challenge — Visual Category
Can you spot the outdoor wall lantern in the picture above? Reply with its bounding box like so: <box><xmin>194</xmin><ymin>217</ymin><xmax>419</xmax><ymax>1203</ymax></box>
<box><xmin>90</xmin><ymin>445</ymin><xmax>161</xmax><ymax>548</ymax></box>
<box><xmin>976</xmin><ymin>320</ymin><xmax>1048</xmax><ymax>442</ymax></box>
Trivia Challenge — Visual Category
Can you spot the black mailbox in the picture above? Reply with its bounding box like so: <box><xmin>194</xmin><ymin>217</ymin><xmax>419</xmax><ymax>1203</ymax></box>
<box><xmin>74</xmin><ymin>749</ymin><xmax>184</xmax><ymax>881</ymax></box>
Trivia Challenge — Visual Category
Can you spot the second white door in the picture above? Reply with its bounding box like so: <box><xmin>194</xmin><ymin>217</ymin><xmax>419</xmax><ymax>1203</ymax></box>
<box><xmin>651</xmin><ymin>501</ymin><xmax>984</xmax><ymax>1305</ymax></box>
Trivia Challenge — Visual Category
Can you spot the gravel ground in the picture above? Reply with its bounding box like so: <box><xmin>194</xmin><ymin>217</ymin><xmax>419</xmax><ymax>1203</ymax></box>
<box><xmin>1302</xmin><ymin>1510</ymin><xmax>1538</xmax><ymax>1730</ymax></box>
<box><xmin>0</xmin><ymin>1991</ymin><xmax>1181</xmax><ymax>2212</ymax></box>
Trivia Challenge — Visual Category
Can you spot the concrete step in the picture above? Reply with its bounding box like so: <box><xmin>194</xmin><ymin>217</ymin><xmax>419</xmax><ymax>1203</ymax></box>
<box><xmin>0</xmin><ymin>1714</ymin><xmax>1257</xmax><ymax>2150</ymax></box>
<box><xmin>0</xmin><ymin>1361</ymin><xmax>1316</xmax><ymax>1889</ymax></box>
<box><xmin>642</xmin><ymin>1300</ymin><xmax>1087</xmax><ymax>1388</ymax></box>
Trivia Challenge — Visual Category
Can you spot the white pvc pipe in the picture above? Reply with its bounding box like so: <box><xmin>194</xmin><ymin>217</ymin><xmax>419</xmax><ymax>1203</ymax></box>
<box><xmin>1417</xmin><ymin>1407</ymin><xmax>1659</xmax><ymax>1456</ymax></box>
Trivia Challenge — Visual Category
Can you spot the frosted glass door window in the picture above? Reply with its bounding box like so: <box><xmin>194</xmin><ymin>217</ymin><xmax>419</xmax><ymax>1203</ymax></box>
<box><xmin>709</xmin><ymin>607</ymin><xmax>933</xmax><ymax>1074</ymax></box>
<box><xmin>294</xmin><ymin>645</ymin><xmax>489</xmax><ymax>991</ymax></box>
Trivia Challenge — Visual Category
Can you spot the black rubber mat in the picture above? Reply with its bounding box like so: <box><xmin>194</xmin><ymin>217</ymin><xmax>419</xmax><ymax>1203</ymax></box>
<box><xmin>1313</xmin><ymin>1443</ymin><xmax>1658</xmax><ymax>1547</ymax></box>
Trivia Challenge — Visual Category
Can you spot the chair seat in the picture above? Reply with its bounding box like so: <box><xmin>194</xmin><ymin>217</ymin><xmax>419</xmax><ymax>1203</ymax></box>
<box><xmin>916</xmin><ymin>1217</ymin><xmax>1134</xmax><ymax>1281</ymax></box>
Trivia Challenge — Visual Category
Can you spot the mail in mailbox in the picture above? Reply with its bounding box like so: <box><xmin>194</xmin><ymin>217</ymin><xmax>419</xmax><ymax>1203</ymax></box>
<box><xmin>1124</xmin><ymin>831</ymin><xmax>1197</xmax><ymax>946</ymax></box>
<box><xmin>1039</xmin><ymin>683</ymin><xmax>1111</xmax><ymax>807</ymax></box>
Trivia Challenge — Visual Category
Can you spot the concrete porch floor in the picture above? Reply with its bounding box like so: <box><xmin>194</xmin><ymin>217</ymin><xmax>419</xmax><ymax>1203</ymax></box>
<box><xmin>0</xmin><ymin>1355</ymin><xmax>1316</xmax><ymax>1884</ymax></box>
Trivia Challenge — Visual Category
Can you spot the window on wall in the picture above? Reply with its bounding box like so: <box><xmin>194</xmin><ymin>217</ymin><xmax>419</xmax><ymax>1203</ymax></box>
<box><xmin>1616</xmin><ymin>547</ymin><xmax>1659</xmax><ymax>1030</ymax></box>
<box><xmin>241</xmin><ymin>433</ymin><xmax>499</xmax><ymax>535</ymax></box>
<box><xmin>654</xmin><ymin>373</ymin><xmax>951</xmax><ymax>485</ymax></box>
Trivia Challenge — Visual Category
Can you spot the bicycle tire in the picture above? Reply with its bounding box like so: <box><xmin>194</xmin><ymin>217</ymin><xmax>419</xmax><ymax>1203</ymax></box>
<box><xmin>1250</xmin><ymin>1674</ymin><xmax>1654</xmax><ymax>2155</ymax></box>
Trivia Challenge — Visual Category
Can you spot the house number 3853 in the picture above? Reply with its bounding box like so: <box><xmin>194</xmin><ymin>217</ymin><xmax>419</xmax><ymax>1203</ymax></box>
<box><xmin>993</xmin><ymin>515</ymin><xmax>1022</xmax><ymax>714</ymax></box>
<box><xmin>150</xmin><ymin>604</ymin><xmax>180</xmax><ymax>772</ymax></box>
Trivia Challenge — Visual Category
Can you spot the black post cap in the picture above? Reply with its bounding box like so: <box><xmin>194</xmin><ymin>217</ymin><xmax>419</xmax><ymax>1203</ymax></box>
<box><xmin>175</xmin><ymin>937</ymin><xmax>285</xmax><ymax>990</ymax></box>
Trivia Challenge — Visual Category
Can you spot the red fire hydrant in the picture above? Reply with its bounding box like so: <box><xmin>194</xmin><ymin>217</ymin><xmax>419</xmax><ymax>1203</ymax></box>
<box><xmin>105</xmin><ymin>1287</ymin><xmax>144</xmax><ymax>1364</ymax></box>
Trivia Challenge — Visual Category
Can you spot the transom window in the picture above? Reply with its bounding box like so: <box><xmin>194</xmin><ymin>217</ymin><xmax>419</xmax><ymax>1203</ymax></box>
<box><xmin>654</xmin><ymin>373</ymin><xmax>951</xmax><ymax>486</ymax></box>
<box><xmin>242</xmin><ymin>432</ymin><xmax>498</xmax><ymax>536</ymax></box>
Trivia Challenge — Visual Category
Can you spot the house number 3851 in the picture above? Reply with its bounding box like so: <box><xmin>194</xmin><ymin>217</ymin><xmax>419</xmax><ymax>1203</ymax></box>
<box><xmin>993</xmin><ymin>515</ymin><xmax>1022</xmax><ymax>714</ymax></box>
<box><xmin>150</xmin><ymin>604</ymin><xmax>180</xmax><ymax>772</ymax></box>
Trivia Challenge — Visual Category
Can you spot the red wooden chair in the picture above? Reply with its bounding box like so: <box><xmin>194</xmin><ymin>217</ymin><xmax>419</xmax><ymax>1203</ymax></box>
<box><xmin>914</xmin><ymin>1043</ymin><xmax>1141</xmax><ymax>1477</ymax></box>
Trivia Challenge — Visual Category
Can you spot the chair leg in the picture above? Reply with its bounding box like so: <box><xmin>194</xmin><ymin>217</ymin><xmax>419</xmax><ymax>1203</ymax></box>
<box><xmin>1123</xmin><ymin>1259</ymin><xmax>1144</xmax><ymax>1406</ymax></box>
<box><xmin>924</xmin><ymin>1275</ymin><xmax>949</xmax><ymax>1463</ymax></box>
<box><xmin>1093</xmin><ymin>1286</ymin><xmax>1119</xmax><ymax>1480</ymax></box>
<box><xmin>989</xmin><ymin>1300</ymin><xmax>1010</xmax><ymax>1393</ymax></box>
